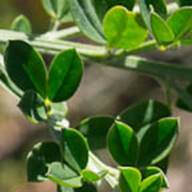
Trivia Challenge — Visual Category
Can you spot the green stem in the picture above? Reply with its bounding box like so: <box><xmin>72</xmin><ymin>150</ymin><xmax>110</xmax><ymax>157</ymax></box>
<box><xmin>96</xmin><ymin>55</ymin><xmax>192</xmax><ymax>82</ymax></box>
<box><xmin>0</xmin><ymin>29</ymin><xmax>109</xmax><ymax>58</ymax></box>
<box><xmin>41</xmin><ymin>26</ymin><xmax>80</xmax><ymax>40</ymax></box>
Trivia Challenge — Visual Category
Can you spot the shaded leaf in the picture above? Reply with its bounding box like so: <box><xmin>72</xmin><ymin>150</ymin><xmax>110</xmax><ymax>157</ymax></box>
<box><xmin>18</xmin><ymin>90</ymin><xmax>47</xmax><ymax>123</ymax></box>
<box><xmin>107</xmin><ymin>121</ymin><xmax>139</xmax><ymax>166</ymax></box>
<box><xmin>138</xmin><ymin>118</ymin><xmax>179</xmax><ymax>166</ymax></box>
<box><xmin>27</xmin><ymin>142</ymin><xmax>61</xmax><ymax>182</ymax></box>
<box><xmin>176</xmin><ymin>83</ymin><xmax>192</xmax><ymax>112</ymax></box>
<box><xmin>5</xmin><ymin>40</ymin><xmax>47</xmax><ymax>97</ymax></box>
<box><xmin>61</xmin><ymin>128</ymin><xmax>89</xmax><ymax>172</ymax></box>
<box><xmin>77</xmin><ymin>116</ymin><xmax>114</xmax><ymax>150</ymax></box>
<box><xmin>118</xmin><ymin>100</ymin><xmax>171</xmax><ymax>132</ymax></box>
<box><xmin>140</xmin><ymin>0</ymin><xmax>167</xmax><ymax>30</ymax></box>
<box><xmin>75</xmin><ymin>183</ymin><xmax>97</xmax><ymax>192</ymax></box>
<box><xmin>141</xmin><ymin>166</ymin><xmax>169</xmax><ymax>188</ymax></box>
<box><xmin>177</xmin><ymin>0</ymin><xmax>192</xmax><ymax>6</ymax></box>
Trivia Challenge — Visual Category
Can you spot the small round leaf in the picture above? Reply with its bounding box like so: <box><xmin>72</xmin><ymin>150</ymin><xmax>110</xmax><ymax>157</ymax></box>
<box><xmin>103</xmin><ymin>6</ymin><xmax>148</xmax><ymax>50</ymax></box>
<box><xmin>150</xmin><ymin>12</ymin><xmax>175</xmax><ymax>44</ymax></box>
<box><xmin>5</xmin><ymin>40</ymin><xmax>47</xmax><ymax>97</ymax></box>
<box><xmin>61</xmin><ymin>128</ymin><xmax>89</xmax><ymax>172</ymax></box>
<box><xmin>48</xmin><ymin>49</ymin><xmax>83</xmax><ymax>102</ymax></box>
<box><xmin>119</xmin><ymin>167</ymin><xmax>141</xmax><ymax>192</ymax></box>
<box><xmin>107</xmin><ymin>121</ymin><xmax>139</xmax><ymax>166</ymax></box>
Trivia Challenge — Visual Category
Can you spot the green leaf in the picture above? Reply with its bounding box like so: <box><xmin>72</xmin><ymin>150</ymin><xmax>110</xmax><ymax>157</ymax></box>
<box><xmin>177</xmin><ymin>0</ymin><xmax>192</xmax><ymax>6</ymax></box>
<box><xmin>47</xmin><ymin>162</ymin><xmax>82</xmax><ymax>188</ymax></box>
<box><xmin>77</xmin><ymin>116</ymin><xmax>114</xmax><ymax>150</ymax></box>
<box><xmin>94</xmin><ymin>0</ymin><xmax>135</xmax><ymax>20</ymax></box>
<box><xmin>139</xmin><ymin>0</ymin><xmax>151</xmax><ymax>30</ymax></box>
<box><xmin>11</xmin><ymin>15</ymin><xmax>32</xmax><ymax>33</ymax></box>
<box><xmin>57</xmin><ymin>186</ymin><xmax>74</xmax><ymax>192</ymax></box>
<box><xmin>57</xmin><ymin>183</ymin><xmax>97</xmax><ymax>192</ymax></box>
<box><xmin>141</xmin><ymin>166</ymin><xmax>169</xmax><ymax>188</ymax></box>
<box><xmin>138</xmin><ymin>118</ymin><xmax>179</xmax><ymax>166</ymax></box>
<box><xmin>107</xmin><ymin>121</ymin><xmax>139</xmax><ymax>166</ymax></box>
<box><xmin>75</xmin><ymin>183</ymin><xmax>97</xmax><ymax>192</ymax></box>
<box><xmin>118</xmin><ymin>100</ymin><xmax>171</xmax><ymax>132</ymax></box>
<box><xmin>139</xmin><ymin>174</ymin><xmax>162</xmax><ymax>192</ymax></box>
<box><xmin>27</xmin><ymin>142</ymin><xmax>61</xmax><ymax>182</ymax></box>
<box><xmin>61</xmin><ymin>128</ymin><xmax>89</xmax><ymax>172</ymax></box>
<box><xmin>155</xmin><ymin>157</ymin><xmax>169</xmax><ymax>173</ymax></box>
<box><xmin>41</xmin><ymin>0</ymin><xmax>69</xmax><ymax>21</ymax></box>
<box><xmin>18</xmin><ymin>90</ymin><xmax>47</xmax><ymax>124</ymax></box>
<box><xmin>69</xmin><ymin>0</ymin><xmax>106</xmax><ymax>43</ymax></box>
<box><xmin>150</xmin><ymin>12</ymin><xmax>175</xmax><ymax>45</ymax></box>
<box><xmin>5</xmin><ymin>40</ymin><xmax>47</xmax><ymax>98</ymax></box>
<box><xmin>103</xmin><ymin>6</ymin><xmax>148</xmax><ymax>50</ymax></box>
<box><xmin>176</xmin><ymin>83</ymin><xmax>192</xmax><ymax>112</ymax></box>
<box><xmin>81</xmin><ymin>169</ymin><xmax>107</xmax><ymax>182</ymax></box>
<box><xmin>139</xmin><ymin>0</ymin><xmax>167</xmax><ymax>30</ymax></box>
<box><xmin>119</xmin><ymin>167</ymin><xmax>141</xmax><ymax>192</ymax></box>
<box><xmin>167</xmin><ymin>7</ymin><xmax>192</xmax><ymax>39</ymax></box>
<box><xmin>47</xmin><ymin>49</ymin><xmax>83</xmax><ymax>102</ymax></box>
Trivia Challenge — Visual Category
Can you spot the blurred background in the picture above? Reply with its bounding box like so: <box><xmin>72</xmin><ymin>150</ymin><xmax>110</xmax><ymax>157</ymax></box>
<box><xmin>0</xmin><ymin>0</ymin><xmax>192</xmax><ymax>192</ymax></box>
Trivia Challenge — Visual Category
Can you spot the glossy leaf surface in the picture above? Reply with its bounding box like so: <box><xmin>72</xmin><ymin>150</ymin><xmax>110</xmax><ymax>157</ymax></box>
<box><xmin>5</xmin><ymin>40</ymin><xmax>47</xmax><ymax>97</ymax></box>
<box><xmin>140</xmin><ymin>174</ymin><xmax>162</xmax><ymax>192</ymax></box>
<box><xmin>138</xmin><ymin>118</ymin><xmax>179</xmax><ymax>166</ymax></box>
<box><xmin>107</xmin><ymin>121</ymin><xmax>138</xmax><ymax>166</ymax></box>
<box><xmin>61</xmin><ymin>128</ymin><xmax>89</xmax><ymax>172</ymax></box>
<box><xmin>119</xmin><ymin>167</ymin><xmax>141</xmax><ymax>192</ymax></box>
<box><xmin>48</xmin><ymin>49</ymin><xmax>83</xmax><ymax>102</ymax></box>
<box><xmin>141</xmin><ymin>166</ymin><xmax>169</xmax><ymax>188</ymax></box>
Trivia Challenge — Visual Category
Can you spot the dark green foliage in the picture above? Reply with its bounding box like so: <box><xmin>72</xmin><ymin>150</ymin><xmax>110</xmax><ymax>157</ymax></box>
<box><xmin>118</xmin><ymin>100</ymin><xmax>171</xmax><ymax>132</ymax></box>
<box><xmin>61</xmin><ymin>128</ymin><xmax>89</xmax><ymax>172</ymax></box>
<box><xmin>48</xmin><ymin>49</ymin><xmax>83</xmax><ymax>102</ymax></box>
<box><xmin>78</xmin><ymin>116</ymin><xmax>114</xmax><ymax>150</ymax></box>
<box><xmin>107</xmin><ymin>121</ymin><xmax>139</xmax><ymax>166</ymax></box>
<box><xmin>5</xmin><ymin>40</ymin><xmax>47</xmax><ymax>97</ymax></box>
<box><xmin>27</xmin><ymin>142</ymin><xmax>61</xmax><ymax>181</ymax></box>
<box><xmin>5</xmin><ymin>41</ymin><xmax>83</xmax><ymax>103</ymax></box>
